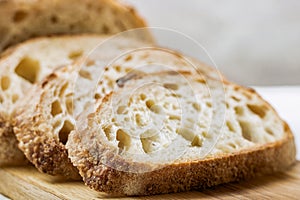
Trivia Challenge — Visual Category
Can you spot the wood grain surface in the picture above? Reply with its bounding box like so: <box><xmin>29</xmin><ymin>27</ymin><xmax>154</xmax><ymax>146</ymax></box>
<box><xmin>0</xmin><ymin>162</ymin><xmax>299</xmax><ymax>200</ymax></box>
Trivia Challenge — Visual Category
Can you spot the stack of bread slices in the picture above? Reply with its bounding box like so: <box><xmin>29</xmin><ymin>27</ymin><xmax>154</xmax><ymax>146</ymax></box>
<box><xmin>0</xmin><ymin>0</ymin><xmax>296</xmax><ymax>196</ymax></box>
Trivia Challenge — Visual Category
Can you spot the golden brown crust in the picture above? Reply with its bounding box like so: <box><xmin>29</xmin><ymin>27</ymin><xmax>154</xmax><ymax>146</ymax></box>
<box><xmin>0</xmin><ymin>0</ymin><xmax>152</xmax><ymax>51</ymax></box>
<box><xmin>0</xmin><ymin>0</ymin><xmax>152</xmax><ymax>166</ymax></box>
<box><xmin>68</xmin><ymin>123</ymin><xmax>295</xmax><ymax>196</ymax></box>
<box><xmin>0</xmin><ymin>34</ymin><xmax>104</xmax><ymax>167</ymax></box>
<box><xmin>67</xmin><ymin>77</ymin><xmax>296</xmax><ymax>196</ymax></box>
<box><xmin>0</xmin><ymin>114</ymin><xmax>27</xmax><ymax>166</ymax></box>
<box><xmin>13</xmin><ymin>71</ymin><xmax>80</xmax><ymax>180</ymax></box>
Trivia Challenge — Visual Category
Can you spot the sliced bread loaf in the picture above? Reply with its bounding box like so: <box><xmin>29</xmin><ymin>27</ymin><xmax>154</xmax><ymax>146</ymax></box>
<box><xmin>66</xmin><ymin>71</ymin><xmax>296</xmax><ymax>195</ymax></box>
<box><xmin>13</xmin><ymin>45</ymin><xmax>221</xmax><ymax>179</ymax></box>
<box><xmin>0</xmin><ymin>0</ymin><xmax>151</xmax><ymax>51</ymax></box>
<box><xmin>0</xmin><ymin>34</ymin><xmax>129</xmax><ymax>166</ymax></box>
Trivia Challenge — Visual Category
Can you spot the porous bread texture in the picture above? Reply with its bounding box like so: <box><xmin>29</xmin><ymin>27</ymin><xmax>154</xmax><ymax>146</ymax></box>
<box><xmin>0</xmin><ymin>35</ymin><xmax>109</xmax><ymax>166</ymax></box>
<box><xmin>66</xmin><ymin>71</ymin><xmax>296</xmax><ymax>195</ymax></box>
<box><xmin>13</xmin><ymin>44</ymin><xmax>220</xmax><ymax>178</ymax></box>
<box><xmin>0</xmin><ymin>0</ymin><xmax>151</xmax><ymax>51</ymax></box>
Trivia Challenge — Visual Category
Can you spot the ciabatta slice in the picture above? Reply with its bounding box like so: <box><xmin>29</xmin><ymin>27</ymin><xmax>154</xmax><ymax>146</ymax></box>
<box><xmin>0</xmin><ymin>0</ymin><xmax>151</xmax><ymax>51</ymax></box>
<box><xmin>66</xmin><ymin>71</ymin><xmax>296</xmax><ymax>196</ymax></box>
<box><xmin>0</xmin><ymin>35</ymin><xmax>117</xmax><ymax>166</ymax></box>
<box><xmin>13</xmin><ymin>45</ymin><xmax>221</xmax><ymax>179</ymax></box>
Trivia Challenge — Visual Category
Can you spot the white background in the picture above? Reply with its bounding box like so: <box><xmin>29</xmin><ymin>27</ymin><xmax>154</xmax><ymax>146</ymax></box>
<box><xmin>126</xmin><ymin>0</ymin><xmax>300</xmax><ymax>86</ymax></box>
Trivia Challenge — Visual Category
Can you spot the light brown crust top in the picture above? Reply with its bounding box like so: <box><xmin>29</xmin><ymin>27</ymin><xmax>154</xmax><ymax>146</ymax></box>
<box><xmin>0</xmin><ymin>0</ymin><xmax>152</xmax><ymax>51</ymax></box>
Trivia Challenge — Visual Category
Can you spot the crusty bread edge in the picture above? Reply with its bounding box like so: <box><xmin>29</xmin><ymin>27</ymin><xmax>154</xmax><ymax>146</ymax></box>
<box><xmin>69</xmin><ymin>122</ymin><xmax>295</xmax><ymax>196</ymax></box>
<box><xmin>0</xmin><ymin>0</ymin><xmax>153</xmax><ymax>51</ymax></box>
<box><xmin>0</xmin><ymin>34</ymin><xmax>108</xmax><ymax>60</ymax></box>
<box><xmin>67</xmin><ymin>82</ymin><xmax>296</xmax><ymax>196</ymax></box>
<box><xmin>0</xmin><ymin>34</ymin><xmax>106</xmax><ymax>167</ymax></box>
<box><xmin>12</xmin><ymin>71</ymin><xmax>81</xmax><ymax>180</ymax></box>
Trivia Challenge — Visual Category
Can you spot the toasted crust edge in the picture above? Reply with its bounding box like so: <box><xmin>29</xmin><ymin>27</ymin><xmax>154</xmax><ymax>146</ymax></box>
<box><xmin>12</xmin><ymin>71</ymin><xmax>81</xmax><ymax>180</ymax></box>
<box><xmin>0</xmin><ymin>114</ymin><xmax>27</xmax><ymax>166</ymax></box>
<box><xmin>0</xmin><ymin>0</ymin><xmax>152</xmax><ymax>51</ymax></box>
<box><xmin>0</xmin><ymin>34</ymin><xmax>108</xmax><ymax>167</ymax></box>
<box><xmin>67</xmin><ymin>79</ymin><xmax>296</xmax><ymax>196</ymax></box>
<box><xmin>69</xmin><ymin>122</ymin><xmax>295</xmax><ymax>196</ymax></box>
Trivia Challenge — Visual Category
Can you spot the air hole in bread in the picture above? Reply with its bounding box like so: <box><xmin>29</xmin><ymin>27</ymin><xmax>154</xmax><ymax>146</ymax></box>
<box><xmin>163</xmin><ymin>102</ymin><xmax>170</xmax><ymax>109</ymax></box>
<box><xmin>163</xmin><ymin>83</ymin><xmax>179</xmax><ymax>90</ymax></box>
<box><xmin>265</xmin><ymin>128</ymin><xmax>274</xmax><ymax>136</ymax></box>
<box><xmin>79</xmin><ymin>70</ymin><xmax>92</xmax><ymax>80</ymax></box>
<box><xmin>152</xmin><ymin>105</ymin><xmax>163</xmax><ymax>114</ymax></box>
<box><xmin>141</xmin><ymin>135</ymin><xmax>161</xmax><ymax>154</ymax></box>
<box><xmin>13</xmin><ymin>10</ymin><xmax>28</xmax><ymax>23</ymax></box>
<box><xmin>86</xmin><ymin>59</ymin><xmax>95</xmax><ymax>67</ymax></box>
<box><xmin>202</xmin><ymin>131</ymin><xmax>209</xmax><ymax>138</ymax></box>
<box><xmin>177</xmin><ymin>128</ymin><xmax>202</xmax><ymax>147</ymax></box>
<box><xmin>12</xmin><ymin>94</ymin><xmax>19</xmax><ymax>103</ymax></box>
<box><xmin>114</xmin><ymin>65</ymin><xmax>121</xmax><ymax>73</ymax></box>
<box><xmin>135</xmin><ymin>114</ymin><xmax>146</xmax><ymax>126</ymax></box>
<box><xmin>51</xmin><ymin>100</ymin><xmax>63</xmax><ymax>117</ymax></box>
<box><xmin>65</xmin><ymin>98</ymin><xmax>73</xmax><ymax>115</ymax></box>
<box><xmin>107</xmin><ymin>80</ymin><xmax>114</xmax><ymax>89</ymax></box>
<box><xmin>146</xmin><ymin>100</ymin><xmax>162</xmax><ymax>114</ymax></box>
<box><xmin>196</xmin><ymin>79</ymin><xmax>206</xmax><ymax>84</ymax></box>
<box><xmin>243</xmin><ymin>91</ymin><xmax>252</xmax><ymax>99</ymax></box>
<box><xmin>68</xmin><ymin>50</ymin><xmax>83</xmax><ymax>60</ymax></box>
<box><xmin>116</xmin><ymin>129</ymin><xmax>131</xmax><ymax>151</ymax></box>
<box><xmin>94</xmin><ymin>93</ymin><xmax>101</xmax><ymax>100</ymax></box>
<box><xmin>232</xmin><ymin>96</ymin><xmax>241</xmax><ymax>102</ymax></box>
<box><xmin>234</xmin><ymin>106</ymin><xmax>244</xmax><ymax>116</ymax></box>
<box><xmin>124</xmin><ymin>55</ymin><xmax>132</xmax><ymax>61</ymax></box>
<box><xmin>140</xmin><ymin>94</ymin><xmax>146</xmax><ymax>101</ymax></box>
<box><xmin>15</xmin><ymin>57</ymin><xmax>40</xmax><ymax>84</ymax></box>
<box><xmin>59</xmin><ymin>121</ymin><xmax>74</xmax><ymax>145</ymax></box>
<box><xmin>1</xmin><ymin>76</ymin><xmax>10</xmax><ymax>91</ymax></box>
<box><xmin>206</xmin><ymin>102</ymin><xmax>212</xmax><ymax>108</ymax></box>
<box><xmin>125</xmin><ymin>68</ymin><xmax>132</xmax><ymax>73</ymax></box>
<box><xmin>191</xmin><ymin>136</ymin><xmax>202</xmax><ymax>147</ymax></box>
<box><xmin>171</xmin><ymin>93</ymin><xmax>182</xmax><ymax>98</ymax></box>
<box><xmin>228</xmin><ymin>143</ymin><xmax>236</xmax><ymax>149</ymax></box>
<box><xmin>146</xmin><ymin>100</ymin><xmax>155</xmax><ymax>109</ymax></box>
<box><xmin>226</xmin><ymin>102</ymin><xmax>230</xmax><ymax>108</ymax></box>
<box><xmin>226</xmin><ymin>121</ymin><xmax>235</xmax><ymax>132</ymax></box>
<box><xmin>53</xmin><ymin>120</ymin><xmax>61</xmax><ymax>131</ymax></box>
<box><xmin>103</xmin><ymin>125</ymin><xmax>113</xmax><ymax>141</ymax></box>
<box><xmin>169</xmin><ymin>115</ymin><xmax>181</xmax><ymax>120</ymax></box>
<box><xmin>117</xmin><ymin>106</ymin><xmax>127</xmax><ymax>114</ymax></box>
<box><xmin>247</xmin><ymin>104</ymin><xmax>266</xmax><ymax>118</ymax></box>
<box><xmin>238</xmin><ymin>120</ymin><xmax>252</xmax><ymax>142</ymax></box>
<box><xmin>192</xmin><ymin>102</ymin><xmax>201</xmax><ymax>111</ymax></box>
<box><xmin>59</xmin><ymin>83</ymin><xmax>69</xmax><ymax>97</ymax></box>
<box><xmin>0</xmin><ymin>96</ymin><xmax>3</xmax><ymax>103</ymax></box>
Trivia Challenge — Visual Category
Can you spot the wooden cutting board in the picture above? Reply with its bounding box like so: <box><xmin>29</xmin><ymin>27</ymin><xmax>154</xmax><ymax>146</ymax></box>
<box><xmin>0</xmin><ymin>162</ymin><xmax>299</xmax><ymax>200</ymax></box>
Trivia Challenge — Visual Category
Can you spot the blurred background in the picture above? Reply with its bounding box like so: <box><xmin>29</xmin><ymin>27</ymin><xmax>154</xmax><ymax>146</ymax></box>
<box><xmin>126</xmin><ymin>0</ymin><xmax>300</xmax><ymax>86</ymax></box>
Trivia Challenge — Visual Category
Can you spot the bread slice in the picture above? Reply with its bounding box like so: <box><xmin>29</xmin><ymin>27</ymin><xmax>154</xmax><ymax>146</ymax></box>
<box><xmin>13</xmin><ymin>45</ymin><xmax>221</xmax><ymax>179</ymax></box>
<box><xmin>66</xmin><ymin>71</ymin><xmax>296</xmax><ymax>196</ymax></box>
<box><xmin>0</xmin><ymin>34</ymin><xmax>137</xmax><ymax>166</ymax></box>
<box><xmin>0</xmin><ymin>0</ymin><xmax>152</xmax><ymax>51</ymax></box>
